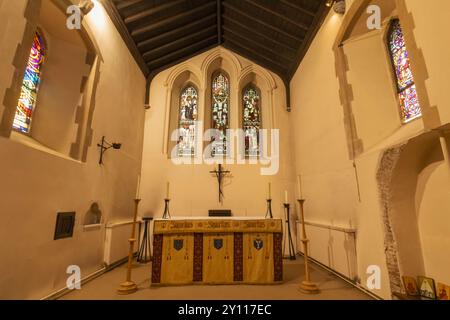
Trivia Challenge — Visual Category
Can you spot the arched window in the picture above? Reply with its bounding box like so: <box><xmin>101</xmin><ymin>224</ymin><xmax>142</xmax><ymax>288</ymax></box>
<box><xmin>177</xmin><ymin>86</ymin><xmax>198</xmax><ymax>156</ymax></box>
<box><xmin>388</xmin><ymin>19</ymin><xmax>422</xmax><ymax>123</ymax></box>
<box><xmin>13</xmin><ymin>31</ymin><xmax>45</xmax><ymax>134</ymax></box>
<box><xmin>211</xmin><ymin>72</ymin><xmax>230</xmax><ymax>157</ymax></box>
<box><xmin>243</xmin><ymin>86</ymin><xmax>261</xmax><ymax>157</ymax></box>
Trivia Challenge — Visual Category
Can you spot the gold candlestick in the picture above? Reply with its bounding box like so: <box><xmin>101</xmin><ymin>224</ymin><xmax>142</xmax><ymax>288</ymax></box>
<box><xmin>117</xmin><ymin>198</ymin><xmax>141</xmax><ymax>295</ymax></box>
<box><xmin>297</xmin><ymin>199</ymin><xmax>320</xmax><ymax>294</ymax></box>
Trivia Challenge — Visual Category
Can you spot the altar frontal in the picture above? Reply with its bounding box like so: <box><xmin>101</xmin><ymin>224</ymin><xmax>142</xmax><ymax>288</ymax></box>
<box><xmin>151</xmin><ymin>219</ymin><xmax>283</xmax><ymax>285</ymax></box>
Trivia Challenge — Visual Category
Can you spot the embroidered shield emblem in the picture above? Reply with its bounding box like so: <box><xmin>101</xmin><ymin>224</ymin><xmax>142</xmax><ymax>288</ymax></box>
<box><xmin>173</xmin><ymin>239</ymin><xmax>183</xmax><ymax>251</ymax></box>
<box><xmin>214</xmin><ymin>238</ymin><xmax>223</xmax><ymax>250</ymax></box>
<box><xmin>253</xmin><ymin>238</ymin><xmax>263</xmax><ymax>250</ymax></box>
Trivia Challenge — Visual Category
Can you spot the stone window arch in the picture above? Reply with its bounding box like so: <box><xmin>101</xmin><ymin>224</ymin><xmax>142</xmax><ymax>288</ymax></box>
<box><xmin>241</xmin><ymin>84</ymin><xmax>262</xmax><ymax>157</ymax></box>
<box><xmin>387</xmin><ymin>19</ymin><xmax>422</xmax><ymax>124</ymax></box>
<box><xmin>1</xmin><ymin>0</ymin><xmax>103</xmax><ymax>162</ymax></box>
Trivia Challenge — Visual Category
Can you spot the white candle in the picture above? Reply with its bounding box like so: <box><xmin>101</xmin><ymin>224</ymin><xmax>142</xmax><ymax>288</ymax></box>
<box><xmin>268</xmin><ymin>182</ymin><xmax>271</xmax><ymax>199</ymax></box>
<box><xmin>284</xmin><ymin>190</ymin><xmax>288</xmax><ymax>203</ymax></box>
<box><xmin>297</xmin><ymin>174</ymin><xmax>303</xmax><ymax>199</ymax></box>
<box><xmin>135</xmin><ymin>175</ymin><xmax>141</xmax><ymax>199</ymax></box>
<box><xmin>166</xmin><ymin>182</ymin><xmax>170</xmax><ymax>199</ymax></box>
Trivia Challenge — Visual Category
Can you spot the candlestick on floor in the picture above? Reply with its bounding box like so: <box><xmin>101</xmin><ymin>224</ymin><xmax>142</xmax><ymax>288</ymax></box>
<box><xmin>162</xmin><ymin>198</ymin><xmax>171</xmax><ymax>219</ymax></box>
<box><xmin>265</xmin><ymin>199</ymin><xmax>273</xmax><ymax>218</ymax></box>
<box><xmin>283</xmin><ymin>203</ymin><xmax>296</xmax><ymax>260</ymax></box>
<box><xmin>297</xmin><ymin>199</ymin><xmax>320</xmax><ymax>294</ymax></box>
<box><xmin>117</xmin><ymin>198</ymin><xmax>140</xmax><ymax>295</ymax></box>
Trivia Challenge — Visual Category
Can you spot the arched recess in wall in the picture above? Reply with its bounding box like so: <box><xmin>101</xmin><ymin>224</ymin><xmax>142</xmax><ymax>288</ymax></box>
<box><xmin>238</xmin><ymin>66</ymin><xmax>277</xmax><ymax>130</ymax></box>
<box><xmin>202</xmin><ymin>52</ymin><xmax>239</xmax><ymax>157</ymax></box>
<box><xmin>333</xmin><ymin>0</ymin><xmax>438</xmax><ymax>159</ymax></box>
<box><xmin>335</xmin><ymin>0</ymin><xmax>444</xmax><ymax>297</ymax></box>
<box><xmin>1</xmin><ymin>0</ymin><xmax>103</xmax><ymax>162</ymax></box>
<box><xmin>165</xmin><ymin>69</ymin><xmax>202</xmax><ymax>158</ymax></box>
<box><xmin>161</xmin><ymin>47</ymin><xmax>284</xmax><ymax>159</ymax></box>
<box><xmin>200</xmin><ymin>48</ymin><xmax>242</xmax><ymax>86</ymax></box>
<box><xmin>376</xmin><ymin>129</ymin><xmax>447</xmax><ymax>297</ymax></box>
<box><xmin>238</xmin><ymin>69</ymin><xmax>277</xmax><ymax>159</ymax></box>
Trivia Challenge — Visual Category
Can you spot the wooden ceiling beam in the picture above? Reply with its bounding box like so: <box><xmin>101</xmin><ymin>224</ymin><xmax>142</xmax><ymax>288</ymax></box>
<box><xmin>147</xmin><ymin>35</ymin><xmax>218</xmax><ymax>68</ymax></box>
<box><xmin>223</xmin><ymin>41</ymin><xmax>287</xmax><ymax>81</ymax></box>
<box><xmin>224</xmin><ymin>38</ymin><xmax>287</xmax><ymax>71</ymax></box>
<box><xmin>279</xmin><ymin>0</ymin><xmax>316</xmax><ymax>17</ymax></box>
<box><xmin>223</xmin><ymin>15</ymin><xmax>299</xmax><ymax>53</ymax></box>
<box><xmin>223</xmin><ymin>26</ymin><xmax>293</xmax><ymax>64</ymax></box>
<box><xmin>99</xmin><ymin>0</ymin><xmax>149</xmax><ymax>76</ymax></box>
<box><xmin>137</xmin><ymin>14</ymin><xmax>217</xmax><ymax>51</ymax></box>
<box><xmin>217</xmin><ymin>0</ymin><xmax>223</xmax><ymax>45</ymax></box>
<box><xmin>115</xmin><ymin>0</ymin><xmax>142</xmax><ymax>11</ymax></box>
<box><xmin>124</xmin><ymin>0</ymin><xmax>185</xmax><ymax>25</ymax></box>
<box><xmin>223</xmin><ymin>2</ymin><xmax>302</xmax><ymax>43</ymax></box>
<box><xmin>131</xmin><ymin>1</ymin><xmax>216</xmax><ymax>38</ymax></box>
<box><xmin>243</xmin><ymin>0</ymin><xmax>309</xmax><ymax>31</ymax></box>
<box><xmin>147</xmin><ymin>43</ymin><xmax>218</xmax><ymax>83</ymax></box>
<box><xmin>288</xmin><ymin>1</ymin><xmax>330</xmax><ymax>80</ymax></box>
<box><xmin>142</xmin><ymin>26</ymin><xmax>217</xmax><ymax>61</ymax></box>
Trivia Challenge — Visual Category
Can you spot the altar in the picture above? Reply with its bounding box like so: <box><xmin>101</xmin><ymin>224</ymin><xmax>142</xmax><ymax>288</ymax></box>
<box><xmin>151</xmin><ymin>217</ymin><xmax>283</xmax><ymax>285</ymax></box>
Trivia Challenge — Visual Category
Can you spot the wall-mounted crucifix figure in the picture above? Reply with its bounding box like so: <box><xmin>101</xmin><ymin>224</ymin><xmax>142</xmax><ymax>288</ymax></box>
<box><xmin>209</xmin><ymin>164</ymin><xmax>231</xmax><ymax>203</ymax></box>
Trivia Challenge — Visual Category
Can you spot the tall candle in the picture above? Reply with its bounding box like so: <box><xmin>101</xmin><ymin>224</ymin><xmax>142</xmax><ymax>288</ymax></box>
<box><xmin>297</xmin><ymin>174</ymin><xmax>303</xmax><ymax>199</ymax></box>
<box><xmin>166</xmin><ymin>182</ymin><xmax>170</xmax><ymax>199</ymax></box>
<box><xmin>268</xmin><ymin>182</ymin><xmax>271</xmax><ymax>199</ymax></box>
<box><xmin>284</xmin><ymin>190</ymin><xmax>288</xmax><ymax>203</ymax></box>
<box><xmin>135</xmin><ymin>175</ymin><xmax>141</xmax><ymax>199</ymax></box>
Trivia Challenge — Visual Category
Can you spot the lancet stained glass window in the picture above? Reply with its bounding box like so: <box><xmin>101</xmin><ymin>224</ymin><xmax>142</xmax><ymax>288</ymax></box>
<box><xmin>388</xmin><ymin>19</ymin><xmax>421</xmax><ymax>123</ymax></box>
<box><xmin>211</xmin><ymin>73</ymin><xmax>229</xmax><ymax>157</ymax></box>
<box><xmin>13</xmin><ymin>32</ymin><xmax>45</xmax><ymax>133</ymax></box>
<box><xmin>243</xmin><ymin>86</ymin><xmax>261</xmax><ymax>157</ymax></box>
<box><xmin>178</xmin><ymin>86</ymin><xmax>198</xmax><ymax>156</ymax></box>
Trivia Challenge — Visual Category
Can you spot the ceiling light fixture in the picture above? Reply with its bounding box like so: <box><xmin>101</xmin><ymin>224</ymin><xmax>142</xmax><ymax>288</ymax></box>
<box><xmin>78</xmin><ymin>0</ymin><xmax>95</xmax><ymax>15</ymax></box>
<box><xmin>326</xmin><ymin>0</ymin><xmax>346</xmax><ymax>15</ymax></box>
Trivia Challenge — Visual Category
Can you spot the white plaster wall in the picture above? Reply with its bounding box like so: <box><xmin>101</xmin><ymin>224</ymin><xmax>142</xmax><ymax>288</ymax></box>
<box><xmin>417</xmin><ymin>163</ymin><xmax>450</xmax><ymax>285</ymax></box>
<box><xmin>404</xmin><ymin>0</ymin><xmax>450</xmax><ymax>123</ymax></box>
<box><xmin>140</xmin><ymin>47</ymin><xmax>297</xmax><ymax>224</ymax></box>
<box><xmin>0</xmin><ymin>0</ymin><xmax>29</xmax><ymax>122</ymax></box>
<box><xmin>0</xmin><ymin>1</ymin><xmax>146</xmax><ymax>299</ymax></box>
<box><xmin>31</xmin><ymin>32</ymin><xmax>87</xmax><ymax>155</ymax></box>
<box><xmin>289</xmin><ymin>0</ymin><xmax>450</xmax><ymax>299</ymax></box>
<box><xmin>344</xmin><ymin>30</ymin><xmax>410</xmax><ymax>150</ymax></box>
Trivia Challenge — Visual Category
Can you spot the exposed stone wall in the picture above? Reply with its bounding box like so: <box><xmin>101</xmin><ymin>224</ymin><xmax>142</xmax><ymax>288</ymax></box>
<box><xmin>376</xmin><ymin>145</ymin><xmax>406</xmax><ymax>296</ymax></box>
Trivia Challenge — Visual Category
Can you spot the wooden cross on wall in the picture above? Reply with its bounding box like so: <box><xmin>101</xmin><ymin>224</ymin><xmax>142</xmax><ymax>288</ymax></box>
<box><xmin>209</xmin><ymin>164</ymin><xmax>231</xmax><ymax>203</ymax></box>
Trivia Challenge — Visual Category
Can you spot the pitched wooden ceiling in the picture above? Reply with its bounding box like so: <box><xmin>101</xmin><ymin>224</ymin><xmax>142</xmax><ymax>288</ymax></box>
<box><xmin>101</xmin><ymin>0</ymin><xmax>330</xmax><ymax>108</ymax></box>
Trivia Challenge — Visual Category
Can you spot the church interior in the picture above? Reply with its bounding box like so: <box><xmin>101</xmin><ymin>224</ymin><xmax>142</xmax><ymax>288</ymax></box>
<box><xmin>1</xmin><ymin>0</ymin><xmax>449</xmax><ymax>302</ymax></box>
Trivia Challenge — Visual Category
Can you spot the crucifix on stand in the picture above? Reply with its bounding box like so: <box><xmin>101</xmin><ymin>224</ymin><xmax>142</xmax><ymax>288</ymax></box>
<box><xmin>209</xmin><ymin>164</ymin><xmax>231</xmax><ymax>203</ymax></box>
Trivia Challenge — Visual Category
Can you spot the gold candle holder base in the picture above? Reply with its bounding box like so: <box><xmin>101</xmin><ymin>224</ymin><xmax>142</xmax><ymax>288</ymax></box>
<box><xmin>299</xmin><ymin>280</ymin><xmax>320</xmax><ymax>294</ymax></box>
<box><xmin>117</xmin><ymin>281</ymin><xmax>138</xmax><ymax>295</ymax></box>
<box><xmin>297</xmin><ymin>199</ymin><xmax>320</xmax><ymax>295</ymax></box>
<box><xmin>117</xmin><ymin>199</ymin><xmax>141</xmax><ymax>295</ymax></box>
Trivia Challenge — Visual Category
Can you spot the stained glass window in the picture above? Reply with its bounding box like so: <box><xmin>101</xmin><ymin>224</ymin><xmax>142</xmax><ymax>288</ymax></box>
<box><xmin>211</xmin><ymin>73</ymin><xmax>229</xmax><ymax>156</ymax></box>
<box><xmin>177</xmin><ymin>86</ymin><xmax>198</xmax><ymax>156</ymax></box>
<box><xmin>13</xmin><ymin>32</ymin><xmax>45</xmax><ymax>134</ymax></box>
<box><xmin>243</xmin><ymin>86</ymin><xmax>261</xmax><ymax>157</ymax></box>
<box><xmin>388</xmin><ymin>19</ymin><xmax>421</xmax><ymax>123</ymax></box>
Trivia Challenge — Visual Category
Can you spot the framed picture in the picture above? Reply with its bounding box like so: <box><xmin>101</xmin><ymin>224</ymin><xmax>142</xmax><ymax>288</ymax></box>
<box><xmin>417</xmin><ymin>276</ymin><xmax>437</xmax><ymax>300</ymax></box>
<box><xmin>437</xmin><ymin>283</ymin><xmax>450</xmax><ymax>300</ymax></box>
<box><xmin>402</xmin><ymin>276</ymin><xmax>419</xmax><ymax>296</ymax></box>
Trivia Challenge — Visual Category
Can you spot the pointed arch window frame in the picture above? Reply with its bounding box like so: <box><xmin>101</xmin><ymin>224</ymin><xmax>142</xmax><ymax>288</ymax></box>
<box><xmin>13</xmin><ymin>30</ymin><xmax>46</xmax><ymax>135</ymax></box>
<box><xmin>211</xmin><ymin>70</ymin><xmax>231</xmax><ymax>157</ymax></box>
<box><xmin>242</xmin><ymin>84</ymin><xmax>262</xmax><ymax>158</ymax></box>
<box><xmin>387</xmin><ymin>19</ymin><xmax>422</xmax><ymax>124</ymax></box>
<box><xmin>177</xmin><ymin>84</ymin><xmax>199</xmax><ymax>157</ymax></box>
